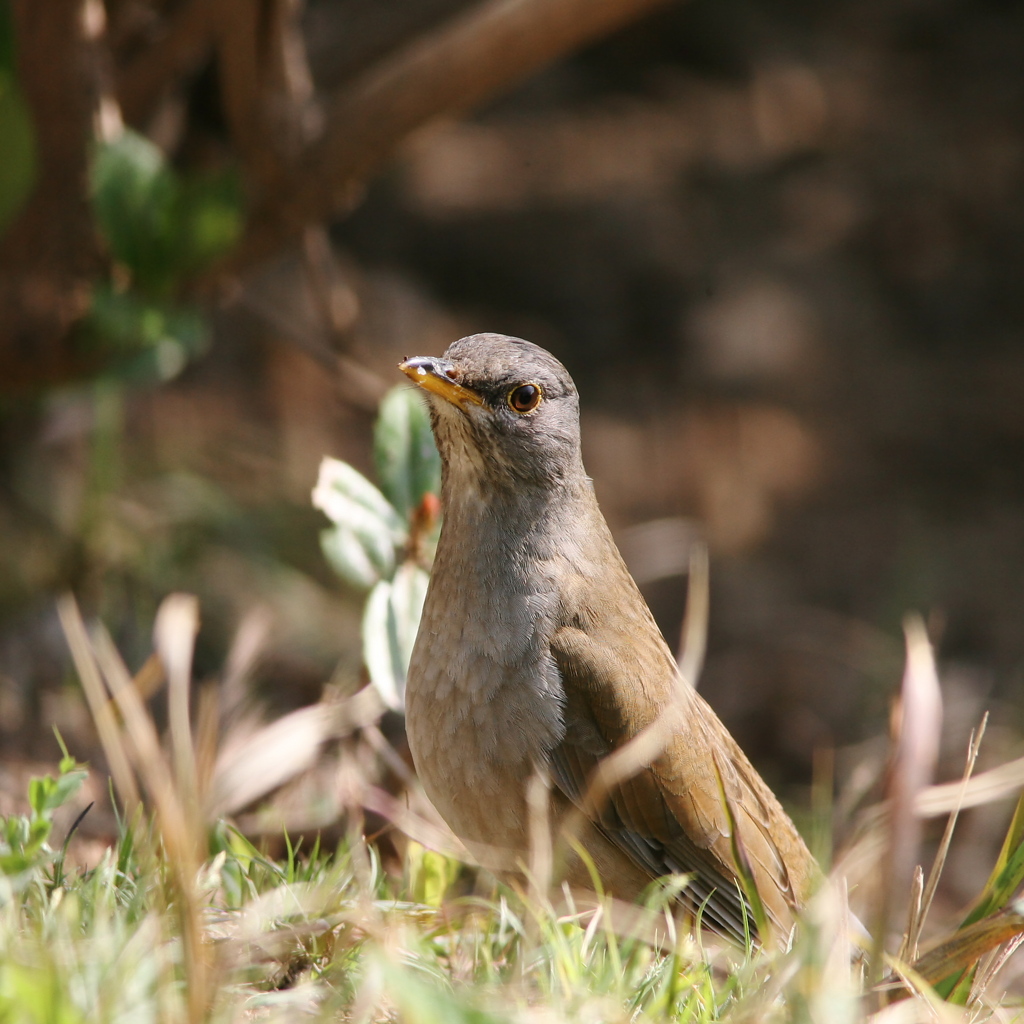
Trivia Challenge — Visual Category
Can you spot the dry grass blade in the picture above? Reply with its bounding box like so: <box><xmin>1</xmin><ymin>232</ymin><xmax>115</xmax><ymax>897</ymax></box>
<box><xmin>906</xmin><ymin>716</ymin><xmax>988</xmax><ymax>960</ymax></box>
<box><xmin>155</xmin><ymin>593</ymin><xmax>201</xmax><ymax>811</ymax></box>
<box><xmin>526</xmin><ymin>767</ymin><xmax>554</xmax><ymax>902</ymax></box>
<box><xmin>970</xmin><ymin>933</ymin><xmax>1024</xmax><ymax>1005</ymax></box>
<box><xmin>57</xmin><ymin>594</ymin><xmax>141</xmax><ymax>814</ymax></box>
<box><xmin>897</xmin><ymin>865</ymin><xmax>924</xmax><ymax>965</ymax></box>
<box><xmin>90</xmin><ymin>625</ymin><xmax>189</xmax><ymax>851</ymax></box>
<box><xmin>362</xmin><ymin>785</ymin><xmax>473</xmax><ymax>863</ymax></box>
<box><xmin>910</xmin><ymin>900</ymin><xmax>1024</xmax><ymax>989</ymax></box>
<box><xmin>211</xmin><ymin>699</ymin><xmax>358</xmax><ymax>817</ymax></box>
<box><xmin>64</xmin><ymin>600</ymin><xmax>215</xmax><ymax>1022</ymax></box>
<box><xmin>194</xmin><ymin>683</ymin><xmax>221</xmax><ymax>814</ymax></box>
<box><xmin>213</xmin><ymin>879</ymin><xmax>357</xmax><ymax>970</ymax></box>
<box><xmin>220</xmin><ymin>604</ymin><xmax>273</xmax><ymax>727</ymax></box>
<box><xmin>677</xmin><ymin>540</ymin><xmax>708</xmax><ymax>686</ymax></box>
<box><xmin>821</xmin><ymin>875</ymin><xmax>855</xmax><ymax>996</ymax></box>
<box><xmin>873</xmin><ymin>963</ymin><xmax>964</xmax><ymax>1023</ymax></box>
<box><xmin>873</xmin><ymin>615</ymin><xmax>942</xmax><ymax>977</ymax></box>
<box><xmin>916</xmin><ymin>754</ymin><xmax>1024</xmax><ymax>817</ymax></box>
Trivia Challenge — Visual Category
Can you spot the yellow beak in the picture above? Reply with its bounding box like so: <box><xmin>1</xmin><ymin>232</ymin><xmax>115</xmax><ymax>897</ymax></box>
<box><xmin>399</xmin><ymin>356</ymin><xmax>485</xmax><ymax>410</ymax></box>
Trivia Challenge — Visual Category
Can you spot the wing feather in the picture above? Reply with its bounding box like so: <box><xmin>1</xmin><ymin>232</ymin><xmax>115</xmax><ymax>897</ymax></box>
<box><xmin>549</xmin><ymin>623</ymin><xmax>816</xmax><ymax>941</ymax></box>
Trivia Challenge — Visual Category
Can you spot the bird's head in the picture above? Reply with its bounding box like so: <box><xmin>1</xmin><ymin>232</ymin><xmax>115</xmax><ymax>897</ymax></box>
<box><xmin>400</xmin><ymin>333</ymin><xmax>583</xmax><ymax>491</ymax></box>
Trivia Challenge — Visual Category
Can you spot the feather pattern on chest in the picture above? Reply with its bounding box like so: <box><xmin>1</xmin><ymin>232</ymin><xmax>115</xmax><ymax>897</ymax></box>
<box><xmin>406</xmin><ymin>417</ymin><xmax>571</xmax><ymax>776</ymax></box>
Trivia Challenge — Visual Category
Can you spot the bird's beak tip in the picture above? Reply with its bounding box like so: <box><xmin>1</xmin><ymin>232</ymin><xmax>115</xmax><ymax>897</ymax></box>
<box><xmin>398</xmin><ymin>357</ymin><xmax>423</xmax><ymax>381</ymax></box>
<box><xmin>398</xmin><ymin>356</ymin><xmax>484</xmax><ymax>408</ymax></box>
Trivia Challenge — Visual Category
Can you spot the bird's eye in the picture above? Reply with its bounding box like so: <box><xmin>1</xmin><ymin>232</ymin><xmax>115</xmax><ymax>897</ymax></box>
<box><xmin>507</xmin><ymin>383</ymin><xmax>542</xmax><ymax>413</ymax></box>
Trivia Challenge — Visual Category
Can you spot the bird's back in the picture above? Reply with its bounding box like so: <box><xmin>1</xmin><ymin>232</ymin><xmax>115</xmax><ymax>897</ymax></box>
<box><xmin>546</xmin><ymin>495</ymin><xmax>818</xmax><ymax>939</ymax></box>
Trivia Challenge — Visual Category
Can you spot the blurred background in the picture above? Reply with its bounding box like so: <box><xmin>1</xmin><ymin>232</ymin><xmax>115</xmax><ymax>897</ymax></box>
<box><xmin>2</xmin><ymin>0</ymin><xmax>1024</xmax><ymax>918</ymax></box>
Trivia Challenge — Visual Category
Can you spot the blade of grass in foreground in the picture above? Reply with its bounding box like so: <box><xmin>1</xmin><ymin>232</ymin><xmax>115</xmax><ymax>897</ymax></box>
<box><xmin>929</xmin><ymin>791</ymin><xmax>1024</xmax><ymax>1001</ymax></box>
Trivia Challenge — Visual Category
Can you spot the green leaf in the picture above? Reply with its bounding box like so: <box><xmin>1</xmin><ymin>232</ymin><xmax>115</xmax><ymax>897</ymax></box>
<box><xmin>90</xmin><ymin>128</ymin><xmax>243</xmax><ymax>296</ymax></box>
<box><xmin>378</xmin><ymin>956</ymin><xmax>507</xmax><ymax>1024</ymax></box>
<box><xmin>313</xmin><ymin>457</ymin><xmax>405</xmax><ymax>536</ymax></box>
<box><xmin>374</xmin><ymin>386</ymin><xmax>441</xmax><ymax>519</ymax></box>
<box><xmin>961</xmin><ymin>792</ymin><xmax>1024</xmax><ymax>928</ymax></box>
<box><xmin>91</xmin><ymin>130</ymin><xmax>180</xmax><ymax>295</ymax></box>
<box><xmin>407</xmin><ymin>841</ymin><xmax>461</xmax><ymax>907</ymax></box>
<box><xmin>27</xmin><ymin>816</ymin><xmax>49</xmax><ymax>849</ymax></box>
<box><xmin>0</xmin><ymin>850</ymin><xmax>34</xmax><ymax>875</ymax></box>
<box><xmin>27</xmin><ymin>767</ymin><xmax>86</xmax><ymax>820</ymax></box>
<box><xmin>174</xmin><ymin>172</ymin><xmax>244</xmax><ymax>277</ymax></box>
<box><xmin>320</xmin><ymin>523</ymin><xmax>387</xmax><ymax>590</ymax></box>
<box><xmin>3</xmin><ymin>813</ymin><xmax>29</xmax><ymax>851</ymax></box>
<box><xmin>313</xmin><ymin>457</ymin><xmax>405</xmax><ymax>589</ymax></box>
<box><xmin>390</xmin><ymin>561</ymin><xmax>429</xmax><ymax>664</ymax></box>
<box><xmin>363</xmin><ymin>580</ymin><xmax>399</xmax><ymax>709</ymax></box>
<box><xmin>42</xmin><ymin>769</ymin><xmax>88</xmax><ymax>815</ymax></box>
<box><xmin>28</xmin><ymin>775</ymin><xmax>53</xmax><ymax>818</ymax></box>
<box><xmin>932</xmin><ymin>793</ymin><xmax>1024</xmax><ymax>1000</ymax></box>
<box><xmin>0</xmin><ymin>810</ymin><xmax>51</xmax><ymax>876</ymax></box>
<box><xmin>86</xmin><ymin>283</ymin><xmax>209</xmax><ymax>380</ymax></box>
<box><xmin>361</xmin><ymin>563</ymin><xmax>429</xmax><ymax>711</ymax></box>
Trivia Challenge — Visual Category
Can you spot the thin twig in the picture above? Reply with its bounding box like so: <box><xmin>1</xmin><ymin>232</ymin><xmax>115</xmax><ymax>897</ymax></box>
<box><xmin>896</xmin><ymin>864</ymin><xmax>924</xmax><ymax>964</ymax></box>
<box><xmin>913</xmin><ymin>714</ymin><xmax>988</xmax><ymax>954</ymax></box>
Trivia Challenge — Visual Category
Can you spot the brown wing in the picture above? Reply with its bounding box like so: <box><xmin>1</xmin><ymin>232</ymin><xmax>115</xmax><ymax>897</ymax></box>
<box><xmin>549</xmin><ymin>623</ymin><xmax>818</xmax><ymax>943</ymax></box>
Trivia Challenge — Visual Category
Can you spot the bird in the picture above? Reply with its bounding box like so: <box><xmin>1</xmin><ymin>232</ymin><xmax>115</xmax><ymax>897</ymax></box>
<box><xmin>398</xmin><ymin>333</ymin><xmax>818</xmax><ymax>944</ymax></box>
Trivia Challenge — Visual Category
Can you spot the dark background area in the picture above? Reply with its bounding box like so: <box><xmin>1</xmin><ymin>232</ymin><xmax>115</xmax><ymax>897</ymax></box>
<box><xmin>2</xmin><ymin>0</ymin><xmax>1024</xmax><ymax>913</ymax></box>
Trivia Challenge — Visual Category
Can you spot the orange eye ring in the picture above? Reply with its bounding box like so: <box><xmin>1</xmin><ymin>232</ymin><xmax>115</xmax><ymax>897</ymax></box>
<box><xmin>507</xmin><ymin>383</ymin><xmax>543</xmax><ymax>413</ymax></box>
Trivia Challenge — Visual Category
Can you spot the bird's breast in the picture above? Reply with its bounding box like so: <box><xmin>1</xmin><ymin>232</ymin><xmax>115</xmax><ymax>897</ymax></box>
<box><xmin>405</xmin><ymin>501</ymin><xmax>570</xmax><ymax>855</ymax></box>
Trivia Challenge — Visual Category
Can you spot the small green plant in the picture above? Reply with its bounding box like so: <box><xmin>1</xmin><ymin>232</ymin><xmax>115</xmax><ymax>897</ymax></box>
<box><xmin>313</xmin><ymin>384</ymin><xmax>440</xmax><ymax>710</ymax></box>
<box><xmin>86</xmin><ymin>128</ymin><xmax>244</xmax><ymax>382</ymax></box>
<box><xmin>0</xmin><ymin>733</ymin><xmax>88</xmax><ymax>894</ymax></box>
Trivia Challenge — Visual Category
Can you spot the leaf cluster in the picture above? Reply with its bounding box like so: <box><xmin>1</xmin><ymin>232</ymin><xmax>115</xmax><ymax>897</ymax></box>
<box><xmin>0</xmin><ymin>735</ymin><xmax>87</xmax><ymax>890</ymax></box>
<box><xmin>313</xmin><ymin>384</ymin><xmax>440</xmax><ymax>710</ymax></box>
<box><xmin>83</xmin><ymin>129</ymin><xmax>244</xmax><ymax>382</ymax></box>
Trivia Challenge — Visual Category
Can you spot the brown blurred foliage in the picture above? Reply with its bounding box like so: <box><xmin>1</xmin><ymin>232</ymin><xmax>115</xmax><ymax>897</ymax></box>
<box><xmin>2</xmin><ymin>0</ymin><xmax>1024</xmax><ymax>920</ymax></box>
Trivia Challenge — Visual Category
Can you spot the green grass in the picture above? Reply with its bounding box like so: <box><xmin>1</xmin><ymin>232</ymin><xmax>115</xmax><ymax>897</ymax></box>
<box><xmin>4</xmin><ymin>596</ymin><xmax>1024</xmax><ymax>1021</ymax></box>
<box><xmin>0</xmin><ymin>785</ymin><xmax>783</xmax><ymax>1024</ymax></box>
<box><xmin>3</xmin><ymin>747</ymin><xmax>1017</xmax><ymax>1024</ymax></box>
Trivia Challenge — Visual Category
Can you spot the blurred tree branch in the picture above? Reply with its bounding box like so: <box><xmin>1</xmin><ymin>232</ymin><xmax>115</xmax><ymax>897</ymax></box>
<box><xmin>215</xmin><ymin>0</ymin><xmax>318</xmax><ymax>190</ymax></box>
<box><xmin>223</xmin><ymin>0</ymin><xmax>674</xmax><ymax>275</ymax></box>
<box><xmin>0</xmin><ymin>0</ymin><xmax>672</xmax><ymax>382</ymax></box>
<box><xmin>115</xmin><ymin>0</ymin><xmax>213</xmax><ymax>126</ymax></box>
<box><xmin>0</xmin><ymin>0</ymin><xmax>103</xmax><ymax>378</ymax></box>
